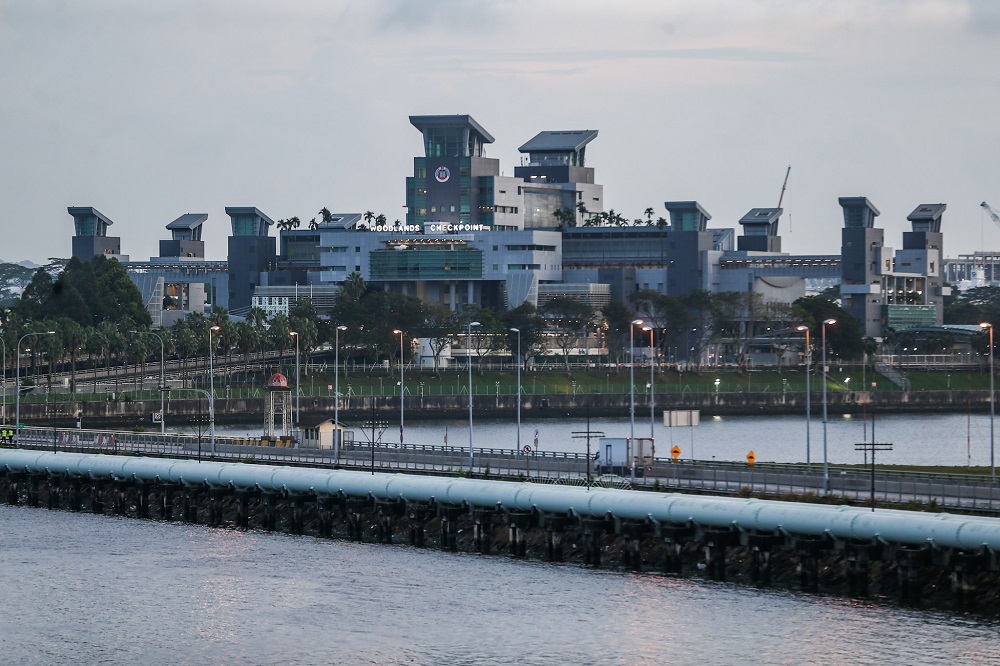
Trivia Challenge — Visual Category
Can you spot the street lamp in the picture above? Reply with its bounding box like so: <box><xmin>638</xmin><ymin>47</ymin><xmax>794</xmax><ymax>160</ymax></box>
<box><xmin>821</xmin><ymin>318</ymin><xmax>837</xmax><ymax>494</ymax></box>
<box><xmin>467</xmin><ymin>320</ymin><xmax>481</xmax><ymax>472</ymax></box>
<box><xmin>130</xmin><ymin>329</ymin><xmax>166</xmax><ymax>434</ymax></box>
<box><xmin>629</xmin><ymin>318</ymin><xmax>643</xmax><ymax>482</ymax></box>
<box><xmin>15</xmin><ymin>330</ymin><xmax>56</xmax><ymax>435</ymax></box>
<box><xmin>510</xmin><ymin>327</ymin><xmax>521</xmax><ymax>453</ymax></box>
<box><xmin>289</xmin><ymin>331</ymin><xmax>300</xmax><ymax>424</ymax></box>
<box><xmin>796</xmin><ymin>325</ymin><xmax>812</xmax><ymax>469</ymax></box>
<box><xmin>643</xmin><ymin>325</ymin><xmax>655</xmax><ymax>440</ymax></box>
<box><xmin>334</xmin><ymin>325</ymin><xmax>347</xmax><ymax>462</ymax></box>
<box><xmin>982</xmin><ymin>322</ymin><xmax>995</xmax><ymax>480</ymax></box>
<box><xmin>0</xmin><ymin>329</ymin><xmax>6</xmax><ymax>426</ymax></box>
<box><xmin>208</xmin><ymin>325</ymin><xmax>220</xmax><ymax>456</ymax></box>
<box><xmin>845</xmin><ymin>377</ymin><xmax>851</xmax><ymax>392</ymax></box>
<box><xmin>394</xmin><ymin>329</ymin><xmax>404</xmax><ymax>444</ymax></box>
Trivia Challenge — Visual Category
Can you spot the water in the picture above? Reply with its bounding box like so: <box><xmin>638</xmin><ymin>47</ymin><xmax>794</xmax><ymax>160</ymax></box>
<box><xmin>1</xmin><ymin>504</ymin><xmax>998</xmax><ymax>665</ymax></box>
<box><xmin>203</xmin><ymin>411</ymin><xmax>995</xmax><ymax>467</ymax></box>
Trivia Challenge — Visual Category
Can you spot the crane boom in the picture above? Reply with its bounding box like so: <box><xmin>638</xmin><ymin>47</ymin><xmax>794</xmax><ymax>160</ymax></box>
<box><xmin>982</xmin><ymin>201</ymin><xmax>1000</xmax><ymax>227</ymax></box>
<box><xmin>777</xmin><ymin>165</ymin><xmax>791</xmax><ymax>208</ymax></box>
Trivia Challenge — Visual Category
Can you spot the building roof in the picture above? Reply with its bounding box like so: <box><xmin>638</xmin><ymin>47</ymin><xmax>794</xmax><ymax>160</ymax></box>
<box><xmin>664</xmin><ymin>200</ymin><xmax>712</xmax><ymax>221</ymax></box>
<box><xmin>67</xmin><ymin>206</ymin><xmax>114</xmax><ymax>226</ymax></box>
<box><xmin>837</xmin><ymin>197</ymin><xmax>881</xmax><ymax>217</ymax></box>
<box><xmin>297</xmin><ymin>415</ymin><xmax>347</xmax><ymax>429</ymax></box>
<box><xmin>518</xmin><ymin>130</ymin><xmax>598</xmax><ymax>154</ymax></box>
<box><xmin>907</xmin><ymin>203</ymin><xmax>947</xmax><ymax>222</ymax></box>
<box><xmin>739</xmin><ymin>208</ymin><xmax>783</xmax><ymax>225</ymax></box>
<box><xmin>408</xmin><ymin>114</ymin><xmax>495</xmax><ymax>144</ymax></box>
<box><xmin>166</xmin><ymin>213</ymin><xmax>208</xmax><ymax>230</ymax></box>
<box><xmin>224</xmin><ymin>207</ymin><xmax>275</xmax><ymax>225</ymax></box>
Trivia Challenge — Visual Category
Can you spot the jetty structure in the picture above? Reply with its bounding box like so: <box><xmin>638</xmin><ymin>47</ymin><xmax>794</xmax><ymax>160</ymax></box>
<box><xmin>3</xmin><ymin>449</ymin><xmax>999</xmax><ymax>607</ymax></box>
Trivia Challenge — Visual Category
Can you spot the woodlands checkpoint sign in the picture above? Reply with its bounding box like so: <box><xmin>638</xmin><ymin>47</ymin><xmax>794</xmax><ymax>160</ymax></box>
<box><xmin>354</xmin><ymin>221</ymin><xmax>489</xmax><ymax>234</ymax></box>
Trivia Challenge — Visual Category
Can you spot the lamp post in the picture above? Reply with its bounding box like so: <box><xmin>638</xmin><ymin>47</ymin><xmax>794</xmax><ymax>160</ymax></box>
<box><xmin>629</xmin><ymin>318</ymin><xmax>643</xmax><ymax>482</ymax></box>
<box><xmin>796</xmin><ymin>324</ymin><xmax>812</xmax><ymax>469</ymax></box>
<box><xmin>467</xmin><ymin>320</ymin><xmax>481</xmax><ymax>472</ymax></box>
<box><xmin>289</xmin><ymin>331</ymin><xmax>300</xmax><ymax>424</ymax></box>
<box><xmin>643</xmin><ymin>325</ymin><xmax>655</xmax><ymax>440</ymax></box>
<box><xmin>15</xmin><ymin>330</ymin><xmax>56</xmax><ymax>435</ymax></box>
<box><xmin>394</xmin><ymin>329</ymin><xmax>404</xmax><ymax>445</ymax></box>
<box><xmin>130</xmin><ymin>330</ymin><xmax>165</xmax><ymax>434</ymax></box>
<box><xmin>208</xmin><ymin>325</ymin><xmax>220</xmax><ymax>456</ymax></box>
<box><xmin>821</xmin><ymin>318</ymin><xmax>836</xmax><ymax>494</ymax></box>
<box><xmin>334</xmin><ymin>325</ymin><xmax>347</xmax><ymax>463</ymax></box>
<box><xmin>510</xmin><ymin>327</ymin><xmax>521</xmax><ymax>453</ymax></box>
<box><xmin>0</xmin><ymin>331</ymin><xmax>6</xmax><ymax>426</ymax></box>
<box><xmin>982</xmin><ymin>322</ymin><xmax>995</xmax><ymax>480</ymax></box>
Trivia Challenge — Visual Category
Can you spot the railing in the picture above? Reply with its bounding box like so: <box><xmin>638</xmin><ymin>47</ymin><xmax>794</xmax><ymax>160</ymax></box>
<box><xmin>4</xmin><ymin>426</ymin><xmax>998</xmax><ymax>515</ymax></box>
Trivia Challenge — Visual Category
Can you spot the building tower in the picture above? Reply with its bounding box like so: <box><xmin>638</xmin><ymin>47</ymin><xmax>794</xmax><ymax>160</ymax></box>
<box><xmin>406</xmin><ymin>115</ymin><xmax>507</xmax><ymax>229</ymax></box>
<box><xmin>738</xmin><ymin>208</ymin><xmax>783</xmax><ymax>252</ymax></box>
<box><xmin>67</xmin><ymin>207</ymin><xmax>127</xmax><ymax>261</ymax></box>
<box><xmin>838</xmin><ymin>197</ymin><xmax>884</xmax><ymax>337</ymax></box>
<box><xmin>663</xmin><ymin>201</ymin><xmax>715</xmax><ymax>296</ymax></box>
<box><xmin>225</xmin><ymin>206</ymin><xmax>276</xmax><ymax>312</ymax></box>
<box><xmin>514</xmin><ymin>130</ymin><xmax>603</xmax><ymax>229</ymax></box>
<box><xmin>884</xmin><ymin>203</ymin><xmax>948</xmax><ymax>328</ymax></box>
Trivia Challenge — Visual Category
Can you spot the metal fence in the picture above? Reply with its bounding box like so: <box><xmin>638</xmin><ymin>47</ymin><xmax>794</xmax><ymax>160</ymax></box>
<box><xmin>4</xmin><ymin>426</ymin><xmax>998</xmax><ymax>515</ymax></box>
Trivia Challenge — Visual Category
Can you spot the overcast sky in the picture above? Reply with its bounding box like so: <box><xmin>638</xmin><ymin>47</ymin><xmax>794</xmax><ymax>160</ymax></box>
<box><xmin>2</xmin><ymin>0</ymin><xmax>999</xmax><ymax>265</ymax></box>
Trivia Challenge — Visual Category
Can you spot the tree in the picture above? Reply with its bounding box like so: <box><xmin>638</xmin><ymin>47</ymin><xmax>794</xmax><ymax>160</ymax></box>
<box><xmin>463</xmin><ymin>305</ymin><xmax>504</xmax><ymax>371</ymax></box>
<box><xmin>601</xmin><ymin>299</ymin><xmax>634</xmax><ymax>365</ymax></box>
<box><xmin>793</xmin><ymin>295</ymin><xmax>865</xmax><ymax>360</ymax></box>
<box><xmin>417</xmin><ymin>303</ymin><xmax>461</xmax><ymax>371</ymax></box>
<box><xmin>319</xmin><ymin>207</ymin><xmax>334</xmax><ymax>224</ymax></box>
<box><xmin>542</xmin><ymin>297</ymin><xmax>594</xmax><ymax>371</ymax></box>
<box><xmin>502</xmin><ymin>304</ymin><xmax>545</xmax><ymax>366</ymax></box>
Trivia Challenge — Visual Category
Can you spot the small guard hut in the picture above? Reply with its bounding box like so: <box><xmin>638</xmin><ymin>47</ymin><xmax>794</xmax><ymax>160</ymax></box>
<box><xmin>264</xmin><ymin>371</ymin><xmax>293</xmax><ymax>444</ymax></box>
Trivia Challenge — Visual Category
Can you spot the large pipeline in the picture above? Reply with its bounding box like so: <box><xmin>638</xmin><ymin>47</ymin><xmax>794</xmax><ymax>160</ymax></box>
<box><xmin>3</xmin><ymin>449</ymin><xmax>1000</xmax><ymax>552</ymax></box>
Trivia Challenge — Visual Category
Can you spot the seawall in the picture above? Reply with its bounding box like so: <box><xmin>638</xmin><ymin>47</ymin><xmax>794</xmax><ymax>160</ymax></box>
<box><xmin>13</xmin><ymin>389</ymin><xmax>995</xmax><ymax>428</ymax></box>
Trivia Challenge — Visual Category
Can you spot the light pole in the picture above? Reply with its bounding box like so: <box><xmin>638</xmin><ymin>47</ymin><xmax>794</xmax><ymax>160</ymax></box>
<box><xmin>394</xmin><ymin>329</ymin><xmax>404</xmax><ymax>445</ymax></box>
<box><xmin>130</xmin><ymin>330</ymin><xmax>165</xmax><ymax>434</ymax></box>
<box><xmin>821</xmin><ymin>318</ymin><xmax>836</xmax><ymax>494</ymax></box>
<box><xmin>15</xmin><ymin>330</ymin><xmax>56</xmax><ymax>434</ymax></box>
<box><xmin>629</xmin><ymin>318</ymin><xmax>643</xmax><ymax>482</ymax></box>
<box><xmin>796</xmin><ymin>324</ymin><xmax>812</xmax><ymax>469</ymax></box>
<box><xmin>208</xmin><ymin>325</ymin><xmax>220</xmax><ymax>456</ymax></box>
<box><xmin>0</xmin><ymin>331</ymin><xmax>6</xmax><ymax>426</ymax></box>
<box><xmin>510</xmin><ymin>327</ymin><xmax>521</xmax><ymax>453</ymax></box>
<box><xmin>644</xmin><ymin>325</ymin><xmax>655</xmax><ymax>440</ymax></box>
<box><xmin>334</xmin><ymin>325</ymin><xmax>347</xmax><ymax>463</ymax></box>
<box><xmin>467</xmin><ymin>320</ymin><xmax>480</xmax><ymax>472</ymax></box>
<box><xmin>982</xmin><ymin>322</ymin><xmax>995</xmax><ymax>480</ymax></box>
<box><xmin>289</xmin><ymin>331</ymin><xmax>300</xmax><ymax>424</ymax></box>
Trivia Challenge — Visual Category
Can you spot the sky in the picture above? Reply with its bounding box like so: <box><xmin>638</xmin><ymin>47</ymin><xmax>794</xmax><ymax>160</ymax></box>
<box><xmin>2</xmin><ymin>0</ymin><xmax>999</xmax><ymax>265</ymax></box>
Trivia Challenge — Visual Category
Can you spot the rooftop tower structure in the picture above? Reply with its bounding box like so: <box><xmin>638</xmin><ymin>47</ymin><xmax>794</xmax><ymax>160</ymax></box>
<box><xmin>515</xmin><ymin>130</ymin><xmax>603</xmax><ymax>229</ymax></box>
<box><xmin>226</xmin><ymin>207</ymin><xmax>276</xmax><ymax>312</ymax></box>
<box><xmin>67</xmin><ymin>206</ymin><xmax>127</xmax><ymax>261</ymax></box>
<box><xmin>839</xmin><ymin>196</ymin><xmax>885</xmax><ymax>337</ymax></box>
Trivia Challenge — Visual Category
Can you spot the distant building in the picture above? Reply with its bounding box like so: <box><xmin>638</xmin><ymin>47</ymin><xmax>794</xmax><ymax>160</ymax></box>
<box><xmin>68</xmin><ymin>207</ymin><xmax>128</xmax><ymax>262</ymax></box>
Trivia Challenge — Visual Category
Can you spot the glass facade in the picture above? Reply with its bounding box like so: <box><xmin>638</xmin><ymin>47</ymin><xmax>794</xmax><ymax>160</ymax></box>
<box><xmin>370</xmin><ymin>248</ymin><xmax>483</xmax><ymax>280</ymax></box>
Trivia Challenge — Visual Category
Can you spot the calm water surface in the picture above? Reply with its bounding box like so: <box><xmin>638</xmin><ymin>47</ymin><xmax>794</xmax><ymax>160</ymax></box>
<box><xmin>206</xmin><ymin>411</ymin><xmax>994</xmax><ymax>467</ymax></box>
<box><xmin>2</xmin><ymin>505</ymin><xmax>998</xmax><ymax>665</ymax></box>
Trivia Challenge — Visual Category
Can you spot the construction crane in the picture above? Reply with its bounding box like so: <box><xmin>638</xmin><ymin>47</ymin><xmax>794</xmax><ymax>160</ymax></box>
<box><xmin>777</xmin><ymin>166</ymin><xmax>791</xmax><ymax>208</ymax></box>
<box><xmin>983</xmin><ymin>201</ymin><xmax>1000</xmax><ymax>228</ymax></box>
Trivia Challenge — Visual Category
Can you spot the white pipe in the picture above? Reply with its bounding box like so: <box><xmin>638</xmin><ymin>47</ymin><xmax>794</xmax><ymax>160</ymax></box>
<box><xmin>3</xmin><ymin>450</ymin><xmax>1000</xmax><ymax>551</ymax></box>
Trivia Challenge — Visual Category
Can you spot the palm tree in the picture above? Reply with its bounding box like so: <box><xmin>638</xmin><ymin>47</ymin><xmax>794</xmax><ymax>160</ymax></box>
<box><xmin>308</xmin><ymin>217</ymin><xmax>318</xmax><ymax>231</ymax></box>
<box><xmin>644</xmin><ymin>207</ymin><xmax>655</xmax><ymax>224</ymax></box>
<box><xmin>375</xmin><ymin>213</ymin><xmax>387</xmax><ymax>226</ymax></box>
<box><xmin>319</xmin><ymin>207</ymin><xmax>334</xmax><ymax>224</ymax></box>
<box><xmin>363</xmin><ymin>211</ymin><xmax>375</xmax><ymax>227</ymax></box>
